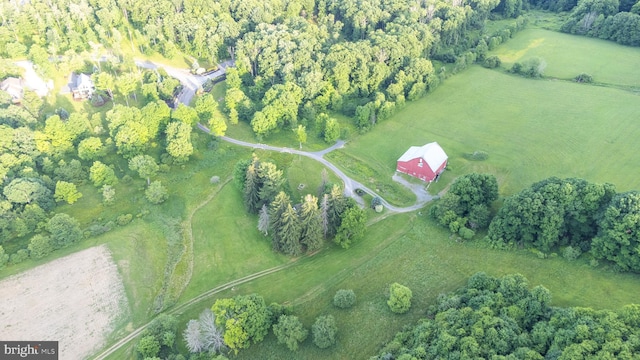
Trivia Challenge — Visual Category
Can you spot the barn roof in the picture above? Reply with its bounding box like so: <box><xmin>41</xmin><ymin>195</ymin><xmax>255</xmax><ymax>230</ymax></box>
<box><xmin>398</xmin><ymin>142</ymin><xmax>448</xmax><ymax>172</ymax></box>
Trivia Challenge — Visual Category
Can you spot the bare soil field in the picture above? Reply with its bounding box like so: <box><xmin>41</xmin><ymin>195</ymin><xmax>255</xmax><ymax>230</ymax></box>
<box><xmin>0</xmin><ymin>245</ymin><xmax>128</xmax><ymax>359</ymax></box>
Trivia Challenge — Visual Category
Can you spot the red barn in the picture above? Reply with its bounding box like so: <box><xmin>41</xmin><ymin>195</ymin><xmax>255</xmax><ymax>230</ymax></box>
<box><xmin>396</xmin><ymin>142</ymin><xmax>448</xmax><ymax>182</ymax></box>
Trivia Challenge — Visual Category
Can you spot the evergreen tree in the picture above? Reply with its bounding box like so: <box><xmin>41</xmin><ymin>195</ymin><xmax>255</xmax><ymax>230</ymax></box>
<box><xmin>269</xmin><ymin>192</ymin><xmax>291</xmax><ymax>252</ymax></box>
<box><xmin>320</xmin><ymin>194</ymin><xmax>330</xmax><ymax>238</ymax></box>
<box><xmin>278</xmin><ymin>204</ymin><xmax>302</xmax><ymax>256</ymax></box>
<box><xmin>257</xmin><ymin>161</ymin><xmax>284</xmax><ymax>208</ymax></box>
<box><xmin>299</xmin><ymin>194</ymin><xmax>323</xmax><ymax>252</ymax></box>
<box><xmin>327</xmin><ymin>185</ymin><xmax>346</xmax><ymax>237</ymax></box>
<box><xmin>243</xmin><ymin>162</ymin><xmax>261</xmax><ymax>214</ymax></box>
<box><xmin>258</xmin><ymin>204</ymin><xmax>270</xmax><ymax>235</ymax></box>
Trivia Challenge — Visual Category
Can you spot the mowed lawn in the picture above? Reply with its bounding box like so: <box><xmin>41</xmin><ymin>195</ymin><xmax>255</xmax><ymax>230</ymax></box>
<box><xmin>491</xmin><ymin>28</ymin><xmax>640</xmax><ymax>86</ymax></box>
<box><xmin>338</xmin><ymin>65</ymin><xmax>640</xmax><ymax>196</ymax></box>
<box><xmin>179</xmin><ymin>183</ymin><xmax>288</xmax><ymax>302</ymax></box>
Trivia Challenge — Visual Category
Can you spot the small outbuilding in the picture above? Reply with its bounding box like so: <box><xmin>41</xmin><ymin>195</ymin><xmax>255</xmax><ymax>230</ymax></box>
<box><xmin>396</xmin><ymin>142</ymin><xmax>448</xmax><ymax>182</ymax></box>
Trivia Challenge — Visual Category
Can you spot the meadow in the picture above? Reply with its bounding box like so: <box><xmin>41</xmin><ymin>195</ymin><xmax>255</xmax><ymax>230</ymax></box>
<box><xmin>201</xmin><ymin>210</ymin><xmax>640</xmax><ymax>359</ymax></box>
<box><xmin>490</xmin><ymin>27</ymin><xmax>640</xmax><ymax>87</ymax></box>
<box><xmin>331</xmin><ymin>65</ymin><xmax>640</xmax><ymax>198</ymax></box>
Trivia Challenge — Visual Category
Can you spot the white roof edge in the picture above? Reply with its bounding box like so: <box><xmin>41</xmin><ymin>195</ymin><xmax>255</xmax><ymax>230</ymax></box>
<box><xmin>397</xmin><ymin>142</ymin><xmax>448</xmax><ymax>172</ymax></box>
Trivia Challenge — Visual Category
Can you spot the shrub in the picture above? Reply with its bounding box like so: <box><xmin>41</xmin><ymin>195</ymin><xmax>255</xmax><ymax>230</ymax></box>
<box><xmin>388</xmin><ymin>283</ymin><xmax>412</xmax><ymax>314</ymax></box>
<box><xmin>574</xmin><ymin>73</ymin><xmax>593</xmax><ymax>83</ymax></box>
<box><xmin>463</xmin><ymin>150</ymin><xmax>489</xmax><ymax>161</ymax></box>
<box><xmin>10</xmin><ymin>249</ymin><xmax>29</xmax><ymax>265</ymax></box>
<box><xmin>117</xmin><ymin>214</ymin><xmax>133</xmax><ymax>226</ymax></box>
<box><xmin>562</xmin><ymin>246</ymin><xmax>582</xmax><ymax>261</ymax></box>
<box><xmin>511</xmin><ymin>57</ymin><xmax>546</xmax><ymax>78</ymax></box>
<box><xmin>333</xmin><ymin>289</ymin><xmax>356</xmax><ymax>309</ymax></box>
<box><xmin>273</xmin><ymin>315</ymin><xmax>308</xmax><ymax>351</ymax></box>
<box><xmin>86</xmin><ymin>223</ymin><xmax>113</xmax><ymax>237</ymax></box>
<box><xmin>458</xmin><ymin>226</ymin><xmax>475</xmax><ymax>240</ymax></box>
<box><xmin>28</xmin><ymin>234</ymin><xmax>53</xmax><ymax>259</ymax></box>
<box><xmin>312</xmin><ymin>315</ymin><xmax>337</xmax><ymax>349</ymax></box>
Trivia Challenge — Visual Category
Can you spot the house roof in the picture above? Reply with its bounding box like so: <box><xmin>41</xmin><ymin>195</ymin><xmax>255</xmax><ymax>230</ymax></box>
<box><xmin>68</xmin><ymin>73</ymin><xmax>94</xmax><ymax>90</ymax></box>
<box><xmin>0</xmin><ymin>77</ymin><xmax>24</xmax><ymax>99</ymax></box>
<box><xmin>397</xmin><ymin>142</ymin><xmax>448</xmax><ymax>172</ymax></box>
<box><xmin>76</xmin><ymin>73</ymin><xmax>93</xmax><ymax>88</ymax></box>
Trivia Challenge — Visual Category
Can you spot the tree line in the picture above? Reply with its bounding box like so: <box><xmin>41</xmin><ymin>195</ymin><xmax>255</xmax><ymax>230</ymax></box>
<box><xmin>488</xmin><ymin>177</ymin><xmax>640</xmax><ymax>273</ymax></box>
<box><xmin>373</xmin><ymin>272</ymin><xmax>640</xmax><ymax>359</ymax></box>
<box><xmin>236</xmin><ymin>155</ymin><xmax>367</xmax><ymax>255</ymax></box>
<box><xmin>527</xmin><ymin>0</ymin><xmax>640</xmax><ymax>46</ymax></box>
<box><xmin>431</xmin><ymin>174</ymin><xmax>640</xmax><ymax>273</ymax></box>
<box><xmin>135</xmin><ymin>292</ymin><xmax>342</xmax><ymax>358</ymax></box>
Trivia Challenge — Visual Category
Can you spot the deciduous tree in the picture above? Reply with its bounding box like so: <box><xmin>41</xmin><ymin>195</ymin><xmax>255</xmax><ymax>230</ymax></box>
<box><xmin>387</xmin><ymin>283</ymin><xmax>412</xmax><ymax>314</ymax></box>
<box><xmin>89</xmin><ymin>161</ymin><xmax>118</xmax><ymax>187</ymax></box>
<box><xmin>146</xmin><ymin>181</ymin><xmax>168</xmax><ymax>204</ymax></box>
<box><xmin>47</xmin><ymin>213</ymin><xmax>82</xmax><ymax>249</ymax></box>
<box><xmin>273</xmin><ymin>315</ymin><xmax>308</xmax><ymax>351</ymax></box>
<box><xmin>165</xmin><ymin>121</ymin><xmax>193</xmax><ymax>163</ymax></box>
<box><xmin>312</xmin><ymin>315</ymin><xmax>337</xmax><ymax>349</ymax></box>
<box><xmin>129</xmin><ymin>155</ymin><xmax>159</xmax><ymax>185</ymax></box>
<box><xmin>334</xmin><ymin>206</ymin><xmax>366</xmax><ymax>249</ymax></box>
<box><xmin>28</xmin><ymin>234</ymin><xmax>52</xmax><ymax>259</ymax></box>
<box><xmin>211</xmin><ymin>294</ymin><xmax>272</xmax><ymax>353</ymax></box>
<box><xmin>77</xmin><ymin>137</ymin><xmax>105</xmax><ymax>161</ymax></box>
<box><xmin>294</xmin><ymin>125</ymin><xmax>307</xmax><ymax>149</ymax></box>
<box><xmin>54</xmin><ymin>181</ymin><xmax>82</xmax><ymax>204</ymax></box>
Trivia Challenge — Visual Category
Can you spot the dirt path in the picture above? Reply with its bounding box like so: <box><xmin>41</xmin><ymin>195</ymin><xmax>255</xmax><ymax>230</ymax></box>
<box><xmin>92</xmin><ymin>261</ymin><xmax>297</xmax><ymax>360</ymax></box>
<box><xmin>198</xmin><ymin>124</ymin><xmax>434</xmax><ymax>212</ymax></box>
<box><xmin>0</xmin><ymin>245</ymin><xmax>127</xmax><ymax>360</ymax></box>
<box><xmin>160</xmin><ymin>178</ymin><xmax>234</xmax><ymax>309</ymax></box>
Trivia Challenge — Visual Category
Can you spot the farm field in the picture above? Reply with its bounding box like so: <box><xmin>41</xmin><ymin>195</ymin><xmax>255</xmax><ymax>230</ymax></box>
<box><xmin>490</xmin><ymin>27</ymin><xmax>640</xmax><ymax>86</ymax></box>
<box><xmin>0</xmin><ymin>245</ymin><xmax>127</xmax><ymax>360</ymax></box>
<box><xmin>333</xmin><ymin>65</ymin><xmax>640</xmax><ymax>197</ymax></box>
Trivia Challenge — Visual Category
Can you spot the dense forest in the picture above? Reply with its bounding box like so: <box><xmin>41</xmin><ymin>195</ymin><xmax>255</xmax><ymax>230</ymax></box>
<box><xmin>373</xmin><ymin>272</ymin><xmax>640</xmax><ymax>359</ymax></box>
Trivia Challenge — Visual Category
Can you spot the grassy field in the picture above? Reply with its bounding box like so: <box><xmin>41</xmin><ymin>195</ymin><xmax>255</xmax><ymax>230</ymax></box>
<box><xmin>179</xmin><ymin>183</ymin><xmax>288</xmax><ymax>302</ymax></box>
<box><xmin>194</xmin><ymin>211</ymin><xmax>640</xmax><ymax>360</ymax></box>
<box><xmin>333</xmin><ymin>65</ymin><xmax>640</xmax><ymax>197</ymax></box>
<box><xmin>490</xmin><ymin>27</ymin><xmax>640</xmax><ymax>87</ymax></box>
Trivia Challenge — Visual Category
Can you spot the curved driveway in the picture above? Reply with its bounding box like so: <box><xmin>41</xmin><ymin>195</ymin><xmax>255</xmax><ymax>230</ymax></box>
<box><xmin>135</xmin><ymin>59</ymin><xmax>234</xmax><ymax>105</ymax></box>
<box><xmin>198</xmin><ymin>124</ymin><xmax>433</xmax><ymax>213</ymax></box>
